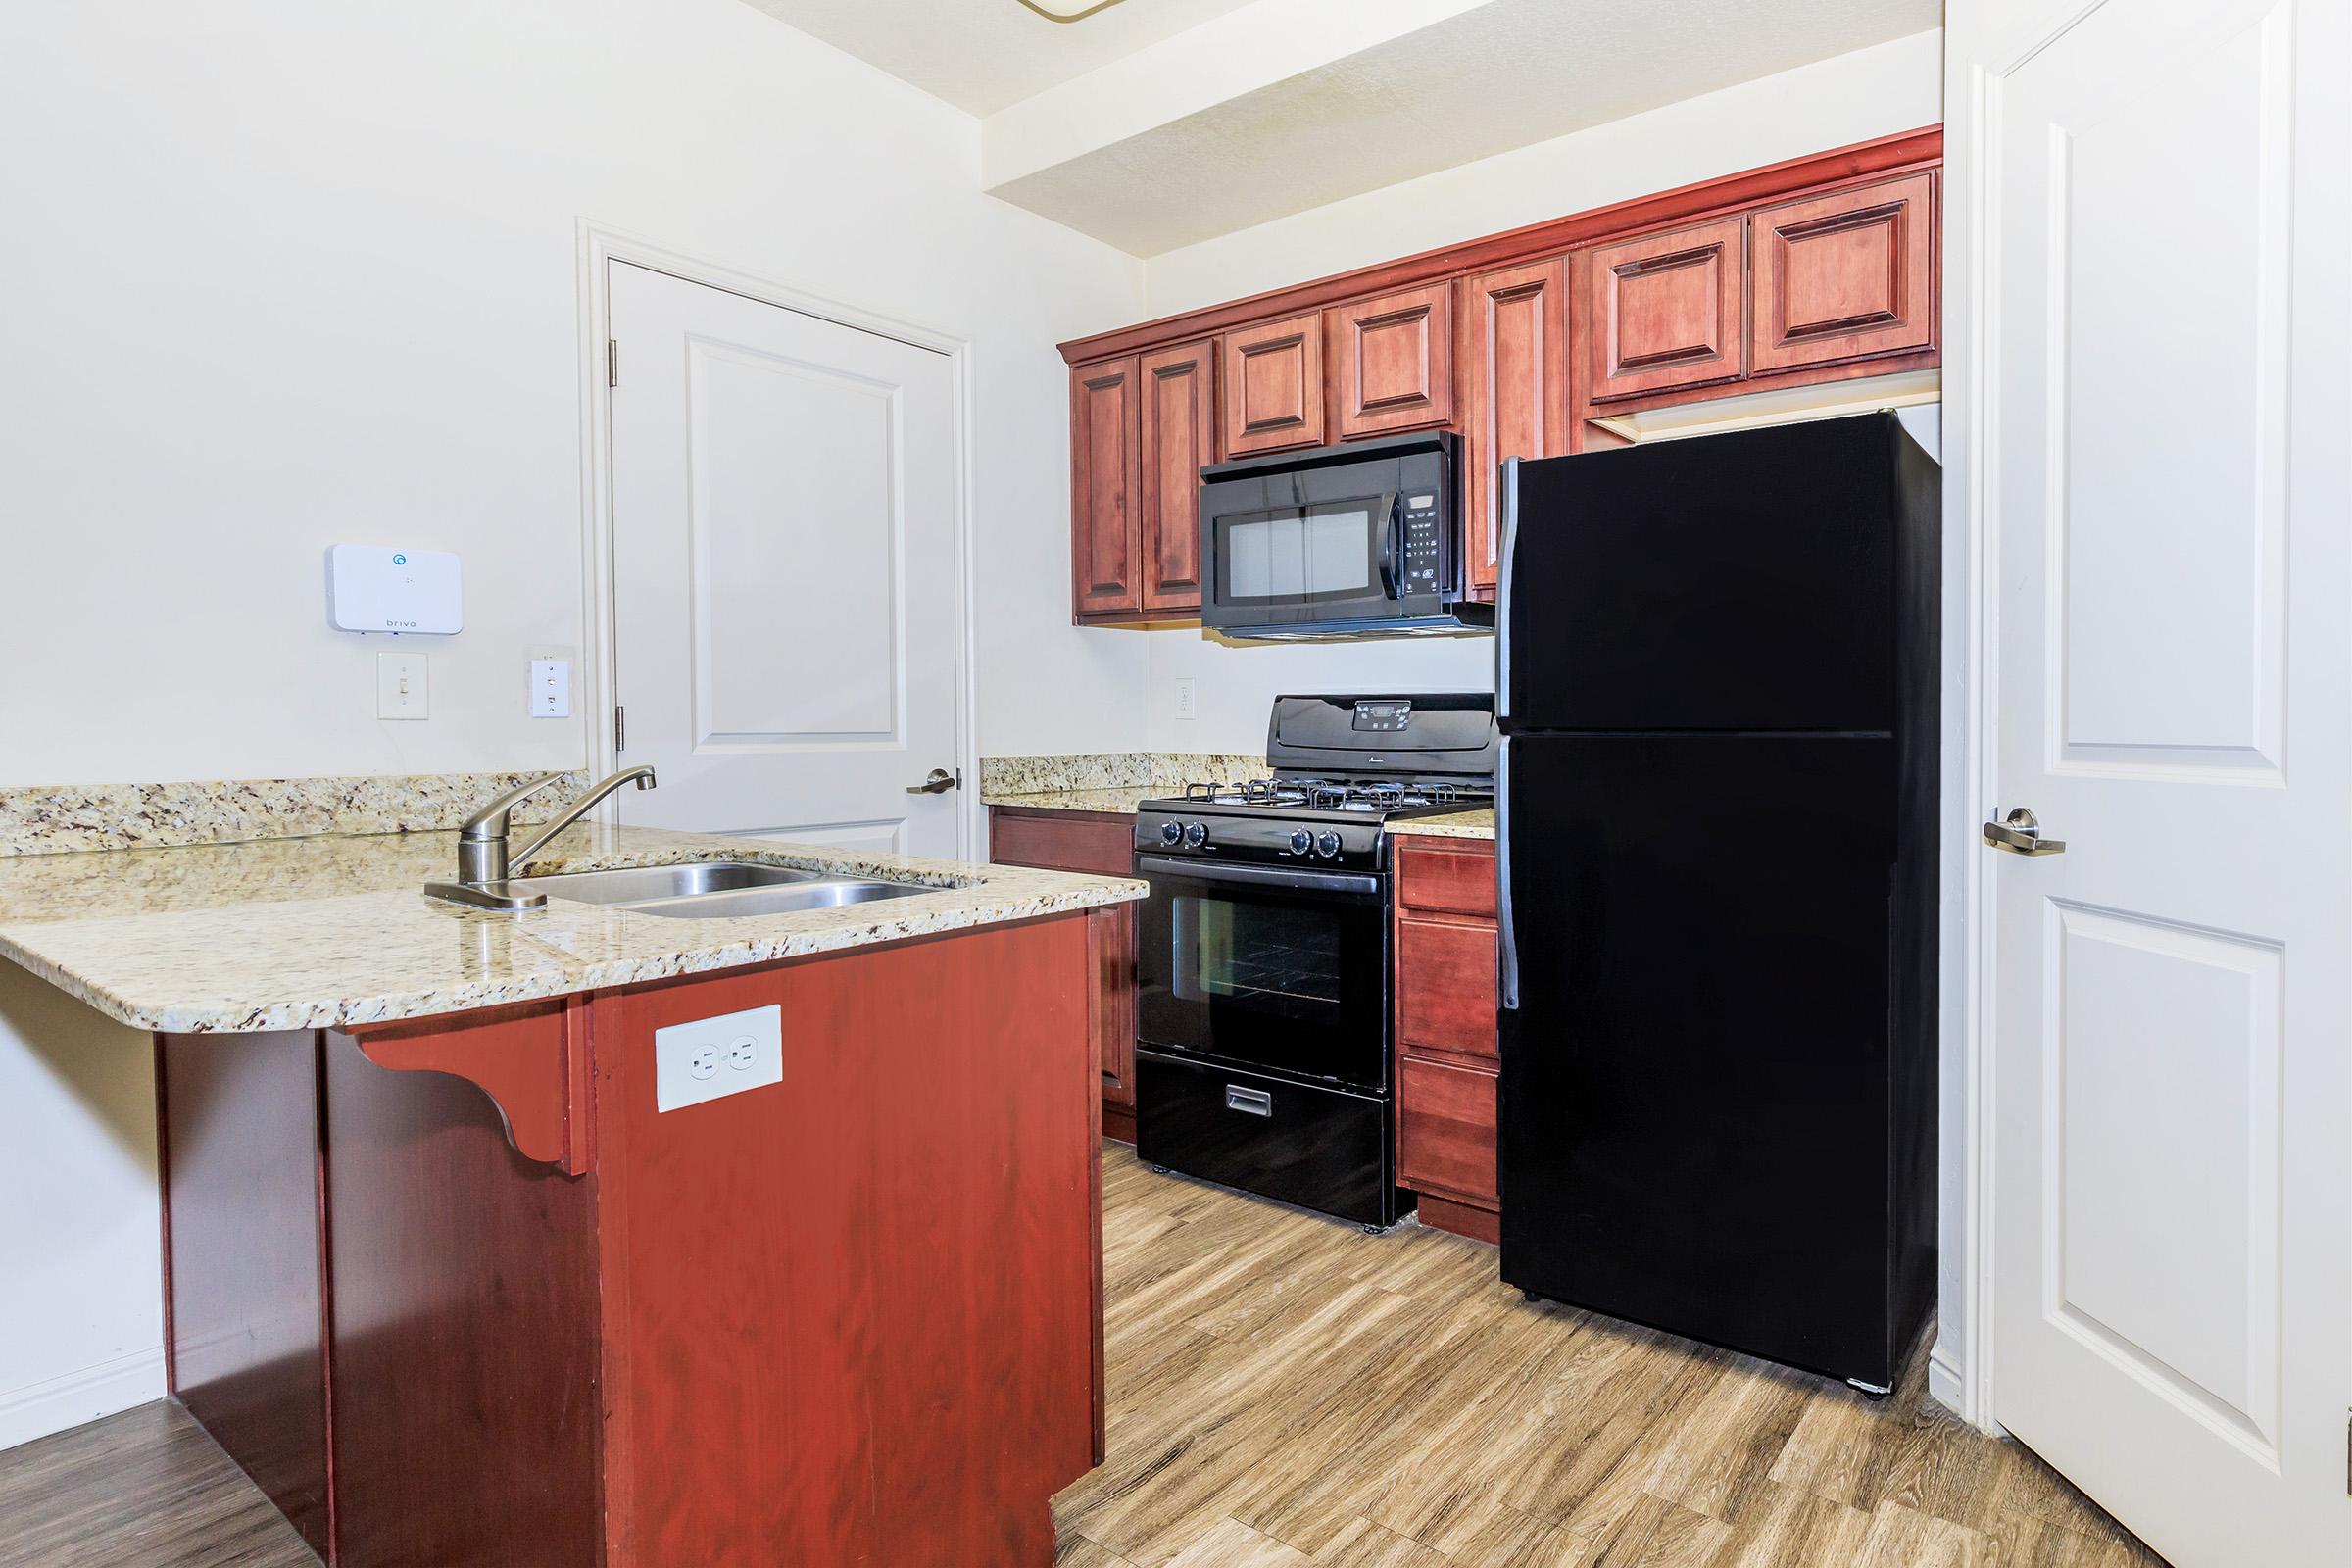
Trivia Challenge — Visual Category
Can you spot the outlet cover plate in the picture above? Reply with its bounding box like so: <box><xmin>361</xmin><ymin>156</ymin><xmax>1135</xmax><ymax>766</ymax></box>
<box><xmin>655</xmin><ymin>1004</ymin><xmax>782</xmax><ymax>1112</ymax></box>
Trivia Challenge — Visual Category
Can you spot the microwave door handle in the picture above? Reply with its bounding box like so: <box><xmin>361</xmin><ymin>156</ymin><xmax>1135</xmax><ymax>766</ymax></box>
<box><xmin>1377</xmin><ymin>492</ymin><xmax>1401</xmax><ymax>599</ymax></box>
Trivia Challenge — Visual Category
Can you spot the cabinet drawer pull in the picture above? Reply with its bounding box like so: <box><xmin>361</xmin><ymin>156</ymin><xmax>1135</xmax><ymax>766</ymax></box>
<box><xmin>1224</xmin><ymin>1085</ymin><xmax>1273</xmax><ymax>1117</ymax></box>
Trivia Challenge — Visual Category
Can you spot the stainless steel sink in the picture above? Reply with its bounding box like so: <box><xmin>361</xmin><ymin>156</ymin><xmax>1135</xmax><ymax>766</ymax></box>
<box><xmin>511</xmin><ymin>860</ymin><xmax>932</xmax><ymax>920</ymax></box>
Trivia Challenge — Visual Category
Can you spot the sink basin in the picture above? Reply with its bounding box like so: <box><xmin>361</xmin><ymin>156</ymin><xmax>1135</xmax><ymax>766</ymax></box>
<box><xmin>511</xmin><ymin>860</ymin><xmax>826</xmax><ymax>906</ymax></box>
<box><xmin>512</xmin><ymin>860</ymin><xmax>932</xmax><ymax>920</ymax></box>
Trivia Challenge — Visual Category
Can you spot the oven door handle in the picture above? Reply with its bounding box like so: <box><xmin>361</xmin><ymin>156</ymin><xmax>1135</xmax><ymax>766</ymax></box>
<box><xmin>1134</xmin><ymin>854</ymin><xmax>1382</xmax><ymax>897</ymax></box>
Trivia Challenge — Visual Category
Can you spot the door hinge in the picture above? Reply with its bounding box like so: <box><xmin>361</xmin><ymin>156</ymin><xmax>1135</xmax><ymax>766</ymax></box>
<box><xmin>613</xmin><ymin>704</ymin><xmax>626</xmax><ymax>752</ymax></box>
<box><xmin>607</xmin><ymin>338</ymin><xmax>619</xmax><ymax>388</ymax></box>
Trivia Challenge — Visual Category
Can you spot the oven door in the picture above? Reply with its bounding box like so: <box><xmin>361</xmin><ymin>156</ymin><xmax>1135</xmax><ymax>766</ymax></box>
<box><xmin>1203</xmin><ymin>491</ymin><xmax>1402</xmax><ymax>632</ymax></box>
<box><xmin>1133</xmin><ymin>855</ymin><xmax>1391</xmax><ymax>1091</ymax></box>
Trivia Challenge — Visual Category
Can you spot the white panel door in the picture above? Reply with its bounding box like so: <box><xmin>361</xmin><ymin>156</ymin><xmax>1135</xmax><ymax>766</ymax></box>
<box><xmin>1985</xmin><ymin>2</ymin><xmax>2351</xmax><ymax>1564</ymax></box>
<box><xmin>606</xmin><ymin>261</ymin><xmax>964</xmax><ymax>858</ymax></box>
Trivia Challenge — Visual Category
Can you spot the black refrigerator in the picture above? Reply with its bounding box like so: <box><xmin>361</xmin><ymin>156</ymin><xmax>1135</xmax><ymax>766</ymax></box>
<box><xmin>1495</xmin><ymin>412</ymin><xmax>1939</xmax><ymax>1395</ymax></box>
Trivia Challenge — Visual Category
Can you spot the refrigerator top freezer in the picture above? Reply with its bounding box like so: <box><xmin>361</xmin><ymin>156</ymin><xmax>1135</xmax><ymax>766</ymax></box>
<box><xmin>1498</xmin><ymin>412</ymin><xmax>1939</xmax><ymax>736</ymax></box>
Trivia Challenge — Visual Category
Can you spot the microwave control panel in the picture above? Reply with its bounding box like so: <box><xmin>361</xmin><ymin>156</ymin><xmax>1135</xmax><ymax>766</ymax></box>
<box><xmin>1401</xmin><ymin>493</ymin><xmax>1443</xmax><ymax>604</ymax></box>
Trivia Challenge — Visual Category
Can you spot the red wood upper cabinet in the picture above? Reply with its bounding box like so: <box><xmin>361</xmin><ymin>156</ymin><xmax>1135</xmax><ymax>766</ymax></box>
<box><xmin>1455</xmin><ymin>260</ymin><xmax>1567</xmax><ymax>595</ymax></box>
<box><xmin>1070</xmin><ymin>355</ymin><xmax>1141</xmax><ymax>617</ymax></box>
<box><xmin>1221</xmin><ymin>313</ymin><xmax>1325</xmax><ymax>456</ymax></box>
<box><xmin>1750</xmin><ymin>172</ymin><xmax>1936</xmax><ymax>374</ymax></box>
<box><xmin>1585</xmin><ymin>216</ymin><xmax>1746</xmax><ymax>402</ymax></box>
<box><xmin>1137</xmin><ymin>340</ymin><xmax>1214</xmax><ymax>613</ymax></box>
<box><xmin>1331</xmin><ymin>282</ymin><xmax>1454</xmax><ymax>439</ymax></box>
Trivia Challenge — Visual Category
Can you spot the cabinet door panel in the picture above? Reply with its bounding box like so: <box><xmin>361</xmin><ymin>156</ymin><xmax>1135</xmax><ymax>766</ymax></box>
<box><xmin>1333</xmin><ymin>282</ymin><xmax>1454</xmax><ymax>438</ymax></box>
<box><xmin>1397</xmin><ymin>1054</ymin><xmax>1498</xmax><ymax>1205</ymax></box>
<box><xmin>1221</xmin><ymin>314</ymin><xmax>1324</xmax><ymax>456</ymax></box>
<box><xmin>1457</xmin><ymin>262</ymin><xmax>1567</xmax><ymax>594</ymax></box>
<box><xmin>1138</xmin><ymin>340</ymin><xmax>1213</xmax><ymax>613</ymax></box>
<box><xmin>1751</xmin><ymin>172</ymin><xmax>1936</xmax><ymax>373</ymax></box>
<box><xmin>1586</xmin><ymin>218</ymin><xmax>1746</xmax><ymax>402</ymax></box>
<box><xmin>1070</xmin><ymin>356</ymin><xmax>1140</xmax><ymax>616</ymax></box>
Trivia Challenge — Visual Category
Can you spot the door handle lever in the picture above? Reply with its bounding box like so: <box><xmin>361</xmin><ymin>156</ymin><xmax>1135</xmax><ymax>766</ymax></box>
<box><xmin>1983</xmin><ymin>807</ymin><xmax>2065</xmax><ymax>857</ymax></box>
<box><xmin>906</xmin><ymin>768</ymin><xmax>959</xmax><ymax>796</ymax></box>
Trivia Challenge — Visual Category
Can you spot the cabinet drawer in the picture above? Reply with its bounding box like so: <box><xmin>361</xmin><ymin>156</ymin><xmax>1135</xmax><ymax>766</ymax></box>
<box><xmin>1396</xmin><ymin>918</ymin><xmax>1498</xmax><ymax>1062</ymax></box>
<box><xmin>1396</xmin><ymin>1054</ymin><xmax>1497</xmax><ymax>1206</ymax></box>
<box><xmin>1395</xmin><ymin>843</ymin><xmax>1496</xmax><ymax>918</ymax></box>
<box><xmin>988</xmin><ymin>809</ymin><xmax>1135</xmax><ymax>878</ymax></box>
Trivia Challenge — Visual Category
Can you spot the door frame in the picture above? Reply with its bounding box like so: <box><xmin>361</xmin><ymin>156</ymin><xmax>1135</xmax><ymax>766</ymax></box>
<box><xmin>571</xmin><ymin>220</ymin><xmax>984</xmax><ymax>858</ymax></box>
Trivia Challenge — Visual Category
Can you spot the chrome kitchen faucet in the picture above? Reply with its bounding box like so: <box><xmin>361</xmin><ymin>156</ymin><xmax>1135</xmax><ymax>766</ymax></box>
<box><xmin>425</xmin><ymin>766</ymin><xmax>657</xmax><ymax>910</ymax></box>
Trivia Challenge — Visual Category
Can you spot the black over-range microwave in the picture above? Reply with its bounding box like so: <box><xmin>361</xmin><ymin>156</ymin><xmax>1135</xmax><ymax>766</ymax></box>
<box><xmin>1196</xmin><ymin>431</ymin><xmax>1494</xmax><ymax>640</ymax></box>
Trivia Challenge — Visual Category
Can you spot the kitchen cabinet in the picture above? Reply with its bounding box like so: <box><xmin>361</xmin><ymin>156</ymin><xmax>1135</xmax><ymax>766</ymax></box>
<box><xmin>1137</xmin><ymin>340</ymin><xmax>1215</xmax><ymax>613</ymax></box>
<box><xmin>990</xmin><ymin>804</ymin><xmax>1140</xmax><ymax>1141</ymax></box>
<box><xmin>1456</xmin><ymin>259</ymin><xmax>1568</xmax><ymax>597</ymax></box>
<box><xmin>1221</xmin><ymin>312</ymin><xmax>1325</xmax><ymax>456</ymax></box>
<box><xmin>1057</xmin><ymin>127</ymin><xmax>1941</xmax><ymax>626</ymax></box>
<box><xmin>1392</xmin><ymin>835</ymin><xmax>1500</xmax><ymax>1244</ymax></box>
<box><xmin>1070</xmin><ymin>356</ymin><xmax>1142</xmax><ymax>617</ymax></box>
<box><xmin>1330</xmin><ymin>281</ymin><xmax>1455</xmax><ymax>439</ymax></box>
<box><xmin>1750</xmin><ymin>172</ymin><xmax>1936</xmax><ymax>374</ymax></box>
<box><xmin>1584</xmin><ymin>217</ymin><xmax>1747</xmax><ymax>403</ymax></box>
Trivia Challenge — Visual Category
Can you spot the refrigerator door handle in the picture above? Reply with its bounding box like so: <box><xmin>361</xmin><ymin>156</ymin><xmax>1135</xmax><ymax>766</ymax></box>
<box><xmin>1496</xmin><ymin>458</ymin><xmax>1520</xmax><ymax>724</ymax></box>
<box><xmin>1497</xmin><ymin>734</ymin><xmax>1518</xmax><ymax>1011</ymax></box>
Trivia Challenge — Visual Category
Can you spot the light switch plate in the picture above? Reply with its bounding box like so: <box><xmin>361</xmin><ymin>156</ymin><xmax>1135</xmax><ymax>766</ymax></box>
<box><xmin>376</xmin><ymin>652</ymin><xmax>428</xmax><ymax>720</ymax></box>
<box><xmin>655</xmin><ymin>1004</ymin><xmax>782</xmax><ymax>1112</ymax></box>
<box><xmin>529</xmin><ymin>657</ymin><xmax>570</xmax><ymax>717</ymax></box>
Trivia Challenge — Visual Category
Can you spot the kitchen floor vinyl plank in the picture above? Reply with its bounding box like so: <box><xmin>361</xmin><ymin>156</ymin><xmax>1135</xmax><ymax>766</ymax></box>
<box><xmin>0</xmin><ymin>1146</ymin><xmax>2170</xmax><ymax>1568</ymax></box>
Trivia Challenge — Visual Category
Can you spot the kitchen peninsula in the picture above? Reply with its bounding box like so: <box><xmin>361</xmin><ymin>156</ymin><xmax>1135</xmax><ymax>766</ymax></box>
<box><xmin>0</xmin><ymin>816</ymin><xmax>1143</xmax><ymax>1566</ymax></box>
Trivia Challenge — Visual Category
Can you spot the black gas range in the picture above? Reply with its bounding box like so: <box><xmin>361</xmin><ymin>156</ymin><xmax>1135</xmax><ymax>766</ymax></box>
<box><xmin>1128</xmin><ymin>694</ymin><xmax>1496</xmax><ymax>1229</ymax></box>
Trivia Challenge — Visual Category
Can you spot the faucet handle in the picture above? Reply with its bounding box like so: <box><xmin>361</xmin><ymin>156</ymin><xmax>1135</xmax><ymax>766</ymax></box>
<box><xmin>460</xmin><ymin>770</ymin><xmax>576</xmax><ymax>841</ymax></box>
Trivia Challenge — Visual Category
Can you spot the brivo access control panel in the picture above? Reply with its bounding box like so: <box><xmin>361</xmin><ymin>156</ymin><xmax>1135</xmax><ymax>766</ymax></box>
<box><xmin>326</xmin><ymin>545</ymin><xmax>463</xmax><ymax>634</ymax></box>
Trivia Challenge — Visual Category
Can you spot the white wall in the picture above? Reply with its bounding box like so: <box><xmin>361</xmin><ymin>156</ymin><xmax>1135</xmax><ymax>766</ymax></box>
<box><xmin>0</xmin><ymin>0</ymin><xmax>1143</xmax><ymax>1446</ymax></box>
<box><xmin>1082</xmin><ymin>29</ymin><xmax>1947</xmax><ymax>755</ymax></box>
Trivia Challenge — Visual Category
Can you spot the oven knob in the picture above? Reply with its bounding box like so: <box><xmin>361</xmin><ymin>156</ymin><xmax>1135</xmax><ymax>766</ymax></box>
<box><xmin>1314</xmin><ymin>831</ymin><xmax>1343</xmax><ymax>858</ymax></box>
<box><xmin>1288</xmin><ymin>828</ymin><xmax>1313</xmax><ymax>855</ymax></box>
<box><xmin>1182</xmin><ymin>821</ymin><xmax>1208</xmax><ymax>848</ymax></box>
<box><xmin>1158</xmin><ymin>819</ymin><xmax>1183</xmax><ymax>846</ymax></box>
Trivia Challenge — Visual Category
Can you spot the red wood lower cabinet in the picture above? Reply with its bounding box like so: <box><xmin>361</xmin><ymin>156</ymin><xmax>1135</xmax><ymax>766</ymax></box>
<box><xmin>157</xmin><ymin>911</ymin><xmax>1109</xmax><ymax>1567</ymax></box>
<box><xmin>1393</xmin><ymin>838</ymin><xmax>1502</xmax><ymax>1245</ymax></box>
<box><xmin>988</xmin><ymin>805</ymin><xmax>1141</xmax><ymax>1144</ymax></box>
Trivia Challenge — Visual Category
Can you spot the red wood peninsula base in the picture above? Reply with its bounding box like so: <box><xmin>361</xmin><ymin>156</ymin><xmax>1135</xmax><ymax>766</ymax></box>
<box><xmin>157</xmin><ymin>909</ymin><xmax>1109</xmax><ymax>1567</ymax></box>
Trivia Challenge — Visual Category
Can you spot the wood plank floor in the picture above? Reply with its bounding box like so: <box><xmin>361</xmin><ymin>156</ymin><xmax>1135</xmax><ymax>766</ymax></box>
<box><xmin>1056</xmin><ymin>1147</ymin><xmax>2170</xmax><ymax>1568</ymax></box>
<box><xmin>0</xmin><ymin>1145</ymin><xmax>2166</xmax><ymax>1568</ymax></box>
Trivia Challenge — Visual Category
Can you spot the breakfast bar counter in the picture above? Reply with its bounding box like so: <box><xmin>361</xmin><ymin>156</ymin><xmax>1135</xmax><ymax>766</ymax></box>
<box><xmin>0</xmin><ymin>822</ymin><xmax>1142</xmax><ymax>1567</ymax></box>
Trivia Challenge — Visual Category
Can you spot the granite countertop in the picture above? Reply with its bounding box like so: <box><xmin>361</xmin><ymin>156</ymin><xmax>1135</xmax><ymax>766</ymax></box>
<box><xmin>981</xmin><ymin>786</ymin><xmax>1152</xmax><ymax>814</ymax></box>
<box><xmin>0</xmin><ymin>824</ymin><xmax>1145</xmax><ymax>1035</ymax></box>
<box><xmin>1387</xmin><ymin>809</ymin><xmax>1496</xmax><ymax>840</ymax></box>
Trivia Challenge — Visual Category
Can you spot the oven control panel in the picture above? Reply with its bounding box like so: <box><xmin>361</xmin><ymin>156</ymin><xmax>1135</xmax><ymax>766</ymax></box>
<box><xmin>1133</xmin><ymin>813</ymin><xmax>1387</xmax><ymax>872</ymax></box>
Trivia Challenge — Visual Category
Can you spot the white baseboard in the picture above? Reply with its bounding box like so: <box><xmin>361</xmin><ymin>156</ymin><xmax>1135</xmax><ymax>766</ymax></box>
<box><xmin>0</xmin><ymin>1347</ymin><xmax>167</xmax><ymax>1452</ymax></box>
<box><xmin>1926</xmin><ymin>1341</ymin><xmax>1973</xmax><ymax>1425</ymax></box>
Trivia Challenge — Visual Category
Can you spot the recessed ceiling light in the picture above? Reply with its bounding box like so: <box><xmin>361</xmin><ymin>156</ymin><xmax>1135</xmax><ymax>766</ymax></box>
<box><xmin>1014</xmin><ymin>0</ymin><xmax>1132</xmax><ymax>21</ymax></box>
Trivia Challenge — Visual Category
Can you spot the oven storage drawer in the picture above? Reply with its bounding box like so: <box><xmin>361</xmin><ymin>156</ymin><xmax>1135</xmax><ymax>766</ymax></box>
<box><xmin>1135</xmin><ymin>1051</ymin><xmax>1401</xmax><ymax>1227</ymax></box>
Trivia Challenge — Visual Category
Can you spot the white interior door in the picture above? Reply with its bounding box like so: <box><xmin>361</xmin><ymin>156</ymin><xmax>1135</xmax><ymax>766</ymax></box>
<box><xmin>1984</xmin><ymin>2</ymin><xmax>2350</xmax><ymax>1564</ymax></box>
<box><xmin>605</xmin><ymin>261</ymin><xmax>965</xmax><ymax>858</ymax></box>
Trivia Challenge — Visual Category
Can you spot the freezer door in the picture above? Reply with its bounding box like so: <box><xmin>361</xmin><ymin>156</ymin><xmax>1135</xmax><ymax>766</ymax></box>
<box><xmin>1502</xmin><ymin>414</ymin><xmax>1902</xmax><ymax>733</ymax></box>
<box><xmin>1498</xmin><ymin>733</ymin><xmax>1901</xmax><ymax>1386</ymax></box>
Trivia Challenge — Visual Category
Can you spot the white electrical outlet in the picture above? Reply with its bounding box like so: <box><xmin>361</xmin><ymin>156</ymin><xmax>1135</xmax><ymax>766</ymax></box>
<box><xmin>529</xmin><ymin>657</ymin><xmax>571</xmax><ymax>717</ymax></box>
<box><xmin>376</xmin><ymin>652</ymin><xmax>428</xmax><ymax>720</ymax></box>
<box><xmin>655</xmin><ymin>1004</ymin><xmax>782</xmax><ymax>1112</ymax></box>
<box><xmin>1174</xmin><ymin>677</ymin><xmax>1197</xmax><ymax>722</ymax></box>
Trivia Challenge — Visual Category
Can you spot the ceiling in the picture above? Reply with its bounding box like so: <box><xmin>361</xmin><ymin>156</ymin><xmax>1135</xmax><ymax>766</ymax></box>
<box><xmin>745</xmin><ymin>0</ymin><xmax>1942</xmax><ymax>255</ymax></box>
<box><xmin>741</xmin><ymin>0</ymin><xmax>1261</xmax><ymax>116</ymax></box>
